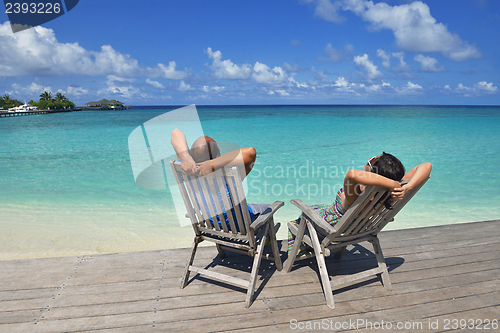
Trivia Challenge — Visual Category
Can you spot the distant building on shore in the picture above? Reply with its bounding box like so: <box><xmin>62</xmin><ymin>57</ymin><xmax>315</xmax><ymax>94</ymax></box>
<box><xmin>84</xmin><ymin>99</ymin><xmax>129</xmax><ymax>110</ymax></box>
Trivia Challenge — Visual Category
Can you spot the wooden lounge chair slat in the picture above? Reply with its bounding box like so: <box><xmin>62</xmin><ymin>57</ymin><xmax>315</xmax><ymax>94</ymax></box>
<box><xmin>350</xmin><ymin>191</ymin><xmax>387</xmax><ymax>234</ymax></box>
<box><xmin>197</xmin><ymin>175</ymin><xmax>221</xmax><ymax>231</ymax></box>
<box><xmin>224</xmin><ymin>170</ymin><xmax>247</xmax><ymax>236</ymax></box>
<box><xmin>188</xmin><ymin>267</ymin><xmax>250</xmax><ymax>289</ymax></box>
<box><xmin>185</xmin><ymin>175</ymin><xmax>209</xmax><ymax>228</ymax></box>
<box><xmin>170</xmin><ymin>163</ymin><xmax>202</xmax><ymax>236</ymax></box>
<box><xmin>205</xmin><ymin>171</ymin><xmax>228</xmax><ymax>232</ymax></box>
<box><xmin>215</xmin><ymin>171</ymin><xmax>238</xmax><ymax>234</ymax></box>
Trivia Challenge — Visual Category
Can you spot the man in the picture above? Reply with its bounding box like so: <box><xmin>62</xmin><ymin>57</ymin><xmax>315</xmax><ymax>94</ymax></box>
<box><xmin>170</xmin><ymin>128</ymin><xmax>269</xmax><ymax>221</ymax></box>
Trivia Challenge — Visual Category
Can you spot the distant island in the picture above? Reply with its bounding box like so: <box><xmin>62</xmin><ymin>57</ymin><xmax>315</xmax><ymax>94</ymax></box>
<box><xmin>1</xmin><ymin>93</ymin><xmax>130</xmax><ymax>117</ymax></box>
<box><xmin>0</xmin><ymin>91</ymin><xmax>75</xmax><ymax>111</ymax></box>
<box><xmin>83</xmin><ymin>99</ymin><xmax>129</xmax><ymax>110</ymax></box>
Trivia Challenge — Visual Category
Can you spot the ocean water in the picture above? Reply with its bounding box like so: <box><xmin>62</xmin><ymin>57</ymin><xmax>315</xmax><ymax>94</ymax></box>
<box><xmin>1</xmin><ymin>105</ymin><xmax>499</xmax><ymax>260</ymax></box>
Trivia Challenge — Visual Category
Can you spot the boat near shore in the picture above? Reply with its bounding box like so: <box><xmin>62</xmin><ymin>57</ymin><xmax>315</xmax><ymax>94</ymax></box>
<box><xmin>8</xmin><ymin>103</ymin><xmax>39</xmax><ymax>112</ymax></box>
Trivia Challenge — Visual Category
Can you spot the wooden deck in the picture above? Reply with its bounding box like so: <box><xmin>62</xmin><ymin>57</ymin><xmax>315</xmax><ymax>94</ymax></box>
<box><xmin>1</xmin><ymin>220</ymin><xmax>499</xmax><ymax>332</ymax></box>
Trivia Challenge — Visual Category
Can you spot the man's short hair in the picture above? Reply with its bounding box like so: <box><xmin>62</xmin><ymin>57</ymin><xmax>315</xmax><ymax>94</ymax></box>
<box><xmin>190</xmin><ymin>136</ymin><xmax>220</xmax><ymax>163</ymax></box>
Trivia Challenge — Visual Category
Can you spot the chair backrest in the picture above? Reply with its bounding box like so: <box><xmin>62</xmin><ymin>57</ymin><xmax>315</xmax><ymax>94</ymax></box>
<box><xmin>170</xmin><ymin>160</ymin><xmax>255</xmax><ymax>244</ymax></box>
<box><xmin>324</xmin><ymin>177</ymin><xmax>429</xmax><ymax>245</ymax></box>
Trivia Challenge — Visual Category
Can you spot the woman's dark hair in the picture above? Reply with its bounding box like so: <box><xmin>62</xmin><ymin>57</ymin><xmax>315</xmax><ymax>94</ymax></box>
<box><xmin>371</xmin><ymin>152</ymin><xmax>405</xmax><ymax>209</ymax></box>
<box><xmin>371</xmin><ymin>152</ymin><xmax>405</xmax><ymax>181</ymax></box>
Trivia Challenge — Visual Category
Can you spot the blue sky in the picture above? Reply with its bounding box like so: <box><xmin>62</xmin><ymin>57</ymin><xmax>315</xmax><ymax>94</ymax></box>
<box><xmin>1</xmin><ymin>0</ymin><xmax>499</xmax><ymax>105</ymax></box>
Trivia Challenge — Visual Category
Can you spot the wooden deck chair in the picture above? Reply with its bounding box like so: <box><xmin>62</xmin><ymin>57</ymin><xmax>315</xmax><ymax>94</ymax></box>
<box><xmin>283</xmin><ymin>177</ymin><xmax>429</xmax><ymax>309</ymax></box>
<box><xmin>170</xmin><ymin>160</ymin><xmax>283</xmax><ymax>308</ymax></box>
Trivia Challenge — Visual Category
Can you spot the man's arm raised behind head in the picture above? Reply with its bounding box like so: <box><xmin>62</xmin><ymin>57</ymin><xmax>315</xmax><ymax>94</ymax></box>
<box><xmin>170</xmin><ymin>128</ymin><xmax>197</xmax><ymax>175</ymax></box>
<box><xmin>197</xmin><ymin>146</ymin><xmax>256</xmax><ymax>179</ymax></box>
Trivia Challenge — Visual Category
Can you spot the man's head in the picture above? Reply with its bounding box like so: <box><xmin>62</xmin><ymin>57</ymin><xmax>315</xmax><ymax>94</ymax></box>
<box><xmin>190</xmin><ymin>136</ymin><xmax>220</xmax><ymax>163</ymax></box>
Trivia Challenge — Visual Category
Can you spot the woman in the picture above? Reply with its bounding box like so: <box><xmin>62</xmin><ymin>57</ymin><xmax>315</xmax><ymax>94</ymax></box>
<box><xmin>288</xmin><ymin>152</ymin><xmax>432</xmax><ymax>254</ymax></box>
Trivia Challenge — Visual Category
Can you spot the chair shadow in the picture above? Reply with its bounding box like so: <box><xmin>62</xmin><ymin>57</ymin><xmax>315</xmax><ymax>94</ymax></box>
<box><xmin>287</xmin><ymin>243</ymin><xmax>405</xmax><ymax>295</ymax></box>
<box><xmin>185</xmin><ymin>244</ymin><xmax>283</xmax><ymax>302</ymax></box>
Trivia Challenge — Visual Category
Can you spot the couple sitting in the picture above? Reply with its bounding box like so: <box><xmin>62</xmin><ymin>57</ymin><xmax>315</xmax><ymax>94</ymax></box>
<box><xmin>171</xmin><ymin>129</ymin><xmax>432</xmax><ymax>245</ymax></box>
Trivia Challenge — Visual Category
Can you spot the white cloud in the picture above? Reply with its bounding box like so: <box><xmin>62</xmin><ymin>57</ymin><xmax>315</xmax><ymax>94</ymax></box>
<box><xmin>377</xmin><ymin>49</ymin><xmax>391</xmax><ymax>69</ymax></box>
<box><xmin>178</xmin><ymin>81</ymin><xmax>194</xmax><ymax>92</ymax></box>
<box><xmin>334</xmin><ymin>77</ymin><xmax>350</xmax><ymax>88</ymax></box>
<box><xmin>329</xmin><ymin>77</ymin><xmax>357</xmax><ymax>93</ymax></box>
<box><xmin>146</xmin><ymin>79</ymin><xmax>165</xmax><ymax>89</ymax></box>
<box><xmin>8</xmin><ymin>82</ymin><xmax>48</xmax><ymax>94</ymax></box>
<box><xmin>353</xmin><ymin>54</ymin><xmax>383</xmax><ymax>80</ymax></box>
<box><xmin>414</xmin><ymin>54</ymin><xmax>445</xmax><ymax>72</ymax></box>
<box><xmin>65</xmin><ymin>85</ymin><xmax>88</xmax><ymax>96</ymax></box>
<box><xmin>152</xmin><ymin>62</ymin><xmax>189</xmax><ymax>80</ymax></box>
<box><xmin>291</xmin><ymin>78</ymin><xmax>309</xmax><ymax>88</ymax></box>
<box><xmin>206</xmin><ymin>48</ymin><xmax>290</xmax><ymax>86</ymax></box>
<box><xmin>276</xmin><ymin>89</ymin><xmax>290</xmax><ymax>96</ymax></box>
<box><xmin>311</xmin><ymin>67</ymin><xmax>329</xmax><ymax>83</ymax></box>
<box><xmin>6</xmin><ymin>82</ymin><xmax>90</xmax><ymax>101</ymax></box>
<box><xmin>98</xmin><ymin>76</ymin><xmax>141</xmax><ymax>99</ymax></box>
<box><xmin>0</xmin><ymin>21</ymin><xmax>188</xmax><ymax>79</ymax></box>
<box><xmin>456</xmin><ymin>83</ymin><xmax>470</xmax><ymax>92</ymax></box>
<box><xmin>251</xmin><ymin>62</ymin><xmax>288</xmax><ymax>85</ymax></box>
<box><xmin>283</xmin><ymin>62</ymin><xmax>300</xmax><ymax>73</ymax></box>
<box><xmin>365</xmin><ymin>84</ymin><xmax>381</xmax><ymax>92</ymax></box>
<box><xmin>321</xmin><ymin>43</ymin><xmax>343</xmax><ymax>62</ymax></box>
<box><xmin>206</xmin><ymin>47</ymin><xmax>252</xmax><ymax>79</ymax></box>
<box><xmin>202</xmin><ymin>85</ymin><xmax>225</xmax><ymax>93</ymax></box>
<box><xmin>475</xmin><ymin>81</ymin><xmax>497</xmax><ymax>93</ymax></box>
<box><xmin>319</xmin><ymin>42</ymin><xmax>353</xmax><ymax>62</ymax></box>
<box><xmin>391</xmin><ymin>52</ymin><xmax>409</xmax><ymax>72</ymax></box>
<box><xmin>397</xmin><ymin>81</ymin><xmax>423</xmax><ymax>94</ymax></box>
<box><xmin>455</xmin><ymin>81</ymin><xmax>498</xmax><ymax>96</ymax></box>
<box><xmin>303</xmin><ymin>0</ymin><xmax>345</xmax><ymax>23</ymax></box>
<box><xmin>305</xmin><ymin>0</ymin><xmax>481</xmax><ymax>61</ymax></box>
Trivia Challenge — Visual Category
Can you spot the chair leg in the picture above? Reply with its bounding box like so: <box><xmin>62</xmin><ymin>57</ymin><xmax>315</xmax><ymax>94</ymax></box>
<box><xmin>267</xmin><ymin>218</ymin><xmax>282</xmax><ymax>271</ymax></box>
<box><xmin>307</xmin><ymin>221</ymin><xmax>335</xmax><ymax>309</ymax></box>
<box><xmin>216</xmin><ymin>244</ymin><xmax>226</xmax><ymax>259</ymax></box>
<box><xmin>180</xmin><ymin>238</ymin><xmax>199</xmax><ymax>289</ymax></box>
<box><xmin>245</xmin><ymin>224</ymin><xmax>268</xmax><ymax>308</ymax></box>
<box><xmin>371</xmin><ymin>238</ymin><xmax>392</xmax><ymax>290</ymax></box>
<box><xmin>334</xmin><ymin>246</ymin><xmax>347</xmax><ymax>260</ymax></box>
<box><xmin>283</xmin><ymin>216</ymin><xmax>307</xmax><ymax>273</ymax></box>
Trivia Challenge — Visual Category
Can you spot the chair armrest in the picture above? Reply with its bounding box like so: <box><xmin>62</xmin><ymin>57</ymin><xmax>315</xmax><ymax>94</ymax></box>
<box><xmin>400</xmin><ymin>179</ymin><xmax>410</xmax><ymax>185</ymax></box>
<box><xmin>250</xmin><ymin>201</ymin><xmax>284</xmax><ymax>231</ymax></box>
<box><xmin>290</xmin><ymin>199</ymin><xmax>336</xmax><ymax>234</ymax></box>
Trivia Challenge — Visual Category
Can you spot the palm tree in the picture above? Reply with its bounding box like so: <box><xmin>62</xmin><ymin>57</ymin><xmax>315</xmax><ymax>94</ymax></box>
<box><xmin>2</xmin><ymin>94</ymin><xmax>12</xmax><ymax>104</ymax></box>
<box><xmin>39</xmin><ymin>91</ymin><xmax>53</xmax><ymax>101</ymax></box>
<box><xmin>54</xmin><ymin>92</ymin><xmax>68</xmax><ymax>103</ymax></box>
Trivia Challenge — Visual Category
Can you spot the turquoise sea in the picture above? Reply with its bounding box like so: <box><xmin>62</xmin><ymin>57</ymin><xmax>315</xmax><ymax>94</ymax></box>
<box><xmin>1</xmin><ymin>105</ymin><xmax>499</xmax><ymax>260</ymax></box>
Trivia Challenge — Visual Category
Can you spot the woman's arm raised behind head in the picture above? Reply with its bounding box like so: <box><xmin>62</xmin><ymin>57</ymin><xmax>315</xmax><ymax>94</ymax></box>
<box><xmin>343</xmin><ymin>169</ymin><xmax>401</xmax><ymax>209</ymax></box>
<box><xmin>391</xmin><ymin>162</ymin><xmax>432</xmax><ymax>201</ymax></box>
